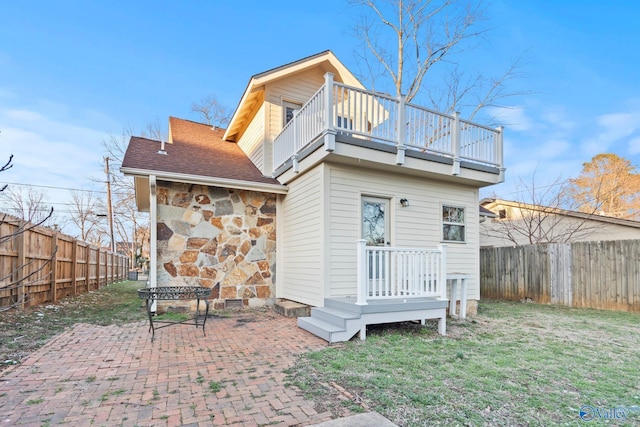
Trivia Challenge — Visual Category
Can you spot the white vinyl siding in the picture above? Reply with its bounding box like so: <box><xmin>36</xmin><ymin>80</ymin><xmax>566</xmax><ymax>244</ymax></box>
<box><xmin>327</xmin><ymin>164</ymin><xmax>481</xmax><ymax>300</ymax></box>
<box><xmin>237</xmin><ymin>104</ymin><xmax>266</xmax><ymax>173</ymax></box>
<box><xmin>279</xmin><ymin>164</ymin><xmax>325</xmax><ymax>306</ymax></box>
<box><xmin>264</xmin><ymin>68</ymin><xmax>326</xmax><ymax>174</ymax></box>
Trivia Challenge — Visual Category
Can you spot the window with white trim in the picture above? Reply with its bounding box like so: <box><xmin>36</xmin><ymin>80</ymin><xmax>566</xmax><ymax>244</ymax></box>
<box><xmin>442</xmin><ymin>205</ymin><xmax>465</xmax><ymax>242</ymax></box>
<box><xmin>283</xmin><ymin>101</ymin><xmax>302</xmax><ymax>127</ymax></box>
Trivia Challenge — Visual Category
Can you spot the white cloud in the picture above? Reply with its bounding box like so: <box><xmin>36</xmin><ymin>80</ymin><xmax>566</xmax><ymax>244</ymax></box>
<box><xmin>489</xmin><ymin>106</ymin><xmax>533</xmax><ymax>131</ymax></box>
<box><xmin>629</xmin><ymin>136</ymin><xmax>640</xmax><ymax>154</ymax></box>
<box><xmin>538</xmin><ymin>138</ymin><xmax>570</xmax><ymax>159</ymax></box>
<box><xmin>539</xmin><ymin>105</ymin><xmax>576</xmax><ymax>133</ymax></box>
<box><xmin>0</xmin><ymin>101</ymin><xmax>118</xmax><ymax>236</ymax></box>
<box><xmin>597</xmin><ymin>112</ymin><xmax>640</xmax><ymax>140</ymax></box>
<box><xmin>579</xmin><ymin>110</ymin><xmax>640</xmax><ymax>157</ymax></box>
<box><xmin>5</xmin><ymin>109</ymin><xmax>43</xmax><ymax>121</ymax></box>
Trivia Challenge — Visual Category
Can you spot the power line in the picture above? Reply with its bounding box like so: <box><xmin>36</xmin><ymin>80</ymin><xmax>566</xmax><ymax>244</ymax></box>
<box><xmin>0</xmin><ymin>180</ymin><xmax>133</xmax><ymax>197</ymax></box>
<box><xmin>0</xmin><ymin>181</ymin><xmax>107</xmax><ymax>194</ymax></box>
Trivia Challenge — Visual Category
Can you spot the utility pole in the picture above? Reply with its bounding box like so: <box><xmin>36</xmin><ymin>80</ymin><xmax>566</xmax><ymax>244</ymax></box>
<box><xmin>104</xmin><ymin>157</ymin><xmax>115</xmax><ymax>252</ymax></box>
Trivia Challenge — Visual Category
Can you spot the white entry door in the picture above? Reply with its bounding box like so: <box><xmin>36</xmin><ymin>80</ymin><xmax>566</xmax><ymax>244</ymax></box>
<box><xmin>362</xmin><ymin>197</ymin><xmax>390</xmax><ymax>246</ymax></box>
<box><xmin>362</xmin><ymin>197</ymin><xmax>391</xmax><ymax>296</ymax></box>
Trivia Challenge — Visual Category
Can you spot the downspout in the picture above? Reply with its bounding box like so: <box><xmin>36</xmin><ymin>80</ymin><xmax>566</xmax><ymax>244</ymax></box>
<box><xmin>149</xmin><ymin>175</ymin><xmax>158</xmax><ymax>312</ymax></box>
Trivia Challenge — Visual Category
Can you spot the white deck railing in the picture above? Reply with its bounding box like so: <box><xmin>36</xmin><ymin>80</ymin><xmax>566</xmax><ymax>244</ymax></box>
<box><xmin>273</xmin><ymin>72</ymin><xmax>504</xmax><ymax>173</ymax></box>
<box><xmin>356</xmin><ymin>240</ymin><xmax>447</xmax><ymax>305</ymax></box>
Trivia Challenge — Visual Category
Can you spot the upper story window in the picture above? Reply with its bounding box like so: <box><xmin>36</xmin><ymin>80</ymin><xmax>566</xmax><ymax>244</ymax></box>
<box><xmin>337</xmin><ymin>116</ymin><xmax>353</xmax><ymax>130</ymax></box>
<box><xmin>283</xmin><ymin>101</ymin><xmax>302</xmax><ymax>127</ymax></box>
<box><xmin>442</xmin><ymin>205</ymin><xmax>465</xmax><ymax>242</ymax></box>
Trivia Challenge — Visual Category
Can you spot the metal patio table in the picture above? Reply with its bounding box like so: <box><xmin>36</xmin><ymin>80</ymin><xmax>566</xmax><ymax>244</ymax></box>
<box><xmin>138</xmin><ymin>286</ymin><xmax>211</xmax><ymax>341</ymax></box>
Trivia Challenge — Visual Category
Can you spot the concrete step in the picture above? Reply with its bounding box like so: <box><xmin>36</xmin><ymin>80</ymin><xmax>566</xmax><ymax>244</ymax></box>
<box><xmin>273</xmin><ymin>299</ymin><xmax>310</xmax><ymax>318</ymax></box>
<box><xmin>307</xmin><ymin>412</ymin><xmax>398</xmax><ymax>427</ymax></box>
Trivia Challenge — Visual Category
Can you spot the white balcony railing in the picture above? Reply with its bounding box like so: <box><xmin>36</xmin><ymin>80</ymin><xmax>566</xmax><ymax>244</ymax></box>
<box><xmin>273</xmin><ymin>73</ymin><xmax>504</xmax><ymax>174</ymax></box>
<box><xmin>356</xmin><ymin>240</ymin><xmax>447</xmax><ymax>305</ymax></box>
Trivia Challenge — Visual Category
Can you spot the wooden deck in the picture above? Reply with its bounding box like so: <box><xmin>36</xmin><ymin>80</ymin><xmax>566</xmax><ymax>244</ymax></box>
<box><xmin>297</xmin><ymin>296</ymin><xmax>448</xmax><ymax>343</ymax></box>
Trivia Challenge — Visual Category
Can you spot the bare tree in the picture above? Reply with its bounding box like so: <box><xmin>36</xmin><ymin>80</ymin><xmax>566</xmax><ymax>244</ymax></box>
<box><xmin>0</xmin><ymin>154</ymin><xmax>55</xmax><ymax>311</ymax></box>
<box><xmin>351</xmin><ymin>0</ymin><xmax>528</xmax><ymax>121</ymax></box>
<box><xmin>67</xmin><ymin>190</ymin><xmax>106</xmax><ymax>243</ymax></box>
<box><xmin>481</xmin><ymin>174</ymin><xmax>603</xmax><ymax>246</ymax></box>
<box><xmin>0</xmin><ymin>153</ymin><xmax>12</xmax><ymax>192</ymax></box>
<box><xmin>0</xmin><ymin>185</ymin><xmax>56</xmax><ymax>226</ymax></box>
<box><xmin>565</xmin><ymin>153</ymin><xmax>640</xmax><ymax>220</ymax></box>
<box><xmin>191</xmin><ymin>94</ymin><xmax>232</xmax><ymax>128</ymax></box>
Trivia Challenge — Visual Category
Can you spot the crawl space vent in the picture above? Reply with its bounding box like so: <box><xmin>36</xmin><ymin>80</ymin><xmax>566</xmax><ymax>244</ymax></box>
<box><xmin>225</xmin><ymin>298</ymin><xmax>243</xmax><ymax>308</ymax></box>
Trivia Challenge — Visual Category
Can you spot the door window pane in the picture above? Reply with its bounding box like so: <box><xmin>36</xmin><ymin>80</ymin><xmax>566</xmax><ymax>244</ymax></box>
<box><xmin>363</xmin><ymin>198</ymin><xmax>388</xmax><ymax>246</ymax></box>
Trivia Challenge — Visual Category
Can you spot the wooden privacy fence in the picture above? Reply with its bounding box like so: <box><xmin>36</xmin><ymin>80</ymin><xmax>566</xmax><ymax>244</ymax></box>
<box><xmin>480</xmin><ymin>240</ymin><xmax>640</xmax><ymax>312</ymax></box>
<box><xmin>0</xmin><ymin>216</ymin><xmax>130</xmax><ymax>309</ymax></box>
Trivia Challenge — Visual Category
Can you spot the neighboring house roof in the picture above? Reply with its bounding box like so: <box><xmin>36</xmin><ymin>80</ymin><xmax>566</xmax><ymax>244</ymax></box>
<box><xmin>121</xmin><ymin>117</ymin><xmax>286</xmax><ymax>211</ymax></box>
<box><xmin>480</xmin><ymin>198</ymin><xmax>640</xmax><ymax>229</ymax></box>
<box><xmin>223</xmin><ymin>50</ymin><xmax>364</xmax><ymax>142</ymax></box>
<box><xmin>479</xmin><ymin>205</ymin><xmax>497</xmax><ymax>218</ymax></box>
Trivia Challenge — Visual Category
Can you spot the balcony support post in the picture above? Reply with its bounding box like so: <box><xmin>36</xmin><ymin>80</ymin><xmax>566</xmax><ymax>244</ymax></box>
<box><xmin>396</xmin><ymin>94</ymin><xmax>407</xmax><ymax>165</ymax></box>
<box><xmin>324</xmin><ymin>72</ymin><xmax>336</xmax><ymax>152</ymax></box>
<box><xmin>452</xmin><ymin>112</ymin><xmax>461</xmax><ymax>175</ymax></box>
<box><xmin>292</xmin><ymin>154</ymin><xmax>299</xmax><ymax>173</ymax></box>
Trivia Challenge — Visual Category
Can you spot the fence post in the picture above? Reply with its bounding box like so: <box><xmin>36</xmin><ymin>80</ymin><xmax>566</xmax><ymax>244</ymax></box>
<box><xmin>86</xmin><ymin>244</ymin><xmax>92</xmax><ymax>291</ymax></box>
<box><xmin>95</xmin><ymin>247</ymin><xmax>100</xmax><ymax>289</ymax></box>
<box><xmin>71</xmin><ymin>238</ymin><xmax>78</xmax><ymax>297</ymax></box>
<box><xmin>51</xmin><ymin>231</ymin><xmax>58</xmax><ymax>303</ymax></box>
<box><xmin>16</xmin><ymin>221</ymin><xmax>26</xmax><ymax>308</ymax></box>
<box><xmin>356</xmin><ymin>239</ymin><xmax>368</xmax><ymax>305</ymax></box>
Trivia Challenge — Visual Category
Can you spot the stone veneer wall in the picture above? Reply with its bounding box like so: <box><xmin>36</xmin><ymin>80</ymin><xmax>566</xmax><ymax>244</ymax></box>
<box><xmin>156</xmin><ymin>181</ymin><xmax>276</xmax><ymax>310</ymax></box>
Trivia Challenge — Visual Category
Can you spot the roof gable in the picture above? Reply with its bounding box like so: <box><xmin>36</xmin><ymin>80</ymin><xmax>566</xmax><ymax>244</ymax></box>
<box><xmin>223</xmin><ymin>50</ymin><xmax>364</xmax><ymax>142</ymax></box>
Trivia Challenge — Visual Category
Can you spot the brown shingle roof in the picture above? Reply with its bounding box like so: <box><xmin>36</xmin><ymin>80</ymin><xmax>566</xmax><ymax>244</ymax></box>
<box><xmin>122</xmin><ymin>117</ymin><xmax>281</xmax><ymax>187</ymax></box>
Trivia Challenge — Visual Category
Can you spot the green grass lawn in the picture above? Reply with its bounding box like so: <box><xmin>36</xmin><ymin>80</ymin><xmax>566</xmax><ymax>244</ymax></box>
<box><xmin>288</xmin><ymin>301</ymin><xmax>640</xmax><ymax>426</ymax></box>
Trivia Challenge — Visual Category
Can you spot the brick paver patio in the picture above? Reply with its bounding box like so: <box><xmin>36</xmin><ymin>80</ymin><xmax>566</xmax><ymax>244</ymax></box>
<box><xmin>0</xmin><ymin>310</ymin><xmax>349</xmax><ymax>426</ymax></box>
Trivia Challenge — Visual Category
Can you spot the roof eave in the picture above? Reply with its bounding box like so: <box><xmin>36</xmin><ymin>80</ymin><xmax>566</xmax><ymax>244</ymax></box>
<box><xmin>484</xmin><ymin>198</ymin><xmax>640</xmax><ymax>228</ymax></box>
<box><xmin>120</xmin><ymin>167</ymin><xmax>288</xmax><ymax>195</ymax></box>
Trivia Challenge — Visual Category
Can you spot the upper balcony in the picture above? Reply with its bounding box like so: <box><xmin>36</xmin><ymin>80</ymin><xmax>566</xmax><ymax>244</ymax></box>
<box><xmin>273</xmin><ymin>73</ymin><xmax>504</xmax><ymax>185</ymax></box>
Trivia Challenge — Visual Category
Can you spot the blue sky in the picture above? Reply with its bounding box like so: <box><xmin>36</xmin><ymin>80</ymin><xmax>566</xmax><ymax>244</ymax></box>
<box><xmin>1</xmin><ymin>0</ymin><xmax>640</xmax><ymax>233</ymax></box>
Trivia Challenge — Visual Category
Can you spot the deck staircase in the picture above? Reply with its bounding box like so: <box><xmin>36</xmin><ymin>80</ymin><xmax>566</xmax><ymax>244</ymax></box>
<box><xmin>297</xmin><ymin>297</ymin><xmax>448</xmax><ymax>343</ymax></box>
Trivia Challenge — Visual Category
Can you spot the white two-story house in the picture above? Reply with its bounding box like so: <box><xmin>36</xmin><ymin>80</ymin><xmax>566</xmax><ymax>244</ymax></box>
<box><xmin>122</xmin><ymin>50</ymin><xmax>505</xmax><ymax>342</ymax></box>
